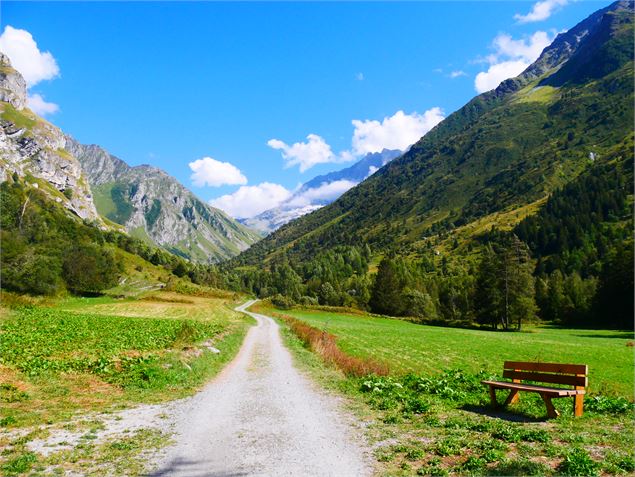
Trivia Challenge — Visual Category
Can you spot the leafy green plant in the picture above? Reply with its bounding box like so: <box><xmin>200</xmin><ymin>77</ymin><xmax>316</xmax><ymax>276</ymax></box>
<box><xmin>1</xmin><ymin>452</ymin><xmax>37</xmax><ymax>475</ymax></box>
<box><xmin>557</xmin><ymin>448</ymin><xmax>600</xmax><ymax>476</ymax></box>
<box><xmin>405</xmin><ymin>446</ymin><xmax>425</xmax><ymax>461</ymax></box>
<box><xmin>490</xmin><ymin>458</ymin><xmax>552</xmax><ymax>476</ymax></box>
<box><xmin>603</xmin><ymin>451</ymin><xmax>635</xmax><ymax>474</ymax></box>
<box><xmin>458</xmin><ymin>456</ymin><xmax>487</xmax><ymax>474</ymax></box>
<box><xmin>434</xmin><ymin>437</ymin><xmax>463</xmax><ymax>457</ymax></box>
<box><xmin>586</xmin><ymin>395</ymin><xmax>634</xmax><ymax>414</ymax></box>
<box><xmin>0</xmin><ymin>308</ymin><xmax>223</xmax><ymax>383</ymax></box>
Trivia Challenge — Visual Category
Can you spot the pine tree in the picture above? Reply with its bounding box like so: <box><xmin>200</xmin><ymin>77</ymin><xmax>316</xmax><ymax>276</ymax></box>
<box><xmin>475</xmin><ymin>236</ymin><xmax>537</xmax><ymax>330</ymax></box>
<box><xmin>370</xmin><ymin>257</ymin><xmax>403</xmax><ymax>316</ymax></box>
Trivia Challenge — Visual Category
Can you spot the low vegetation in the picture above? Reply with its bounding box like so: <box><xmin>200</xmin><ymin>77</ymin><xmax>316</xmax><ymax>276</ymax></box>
<box><xmin>0</xmin><ymin>292</ymin><xmax>251</xmax><ymax>475</ymax></box>
<box><xmin>262</xmin><ymin>303</ymin><xmax>634</xmax><ymax>476</ymax></box>
<box><xmin>268</xmin><ymin>309</ymin><xmax>388</xmax><ymax>377</ymax></box>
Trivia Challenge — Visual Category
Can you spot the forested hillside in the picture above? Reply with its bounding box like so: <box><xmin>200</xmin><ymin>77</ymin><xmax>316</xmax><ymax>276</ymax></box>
<box><xmin>0</xmin><ymin>175</ymin><xmax>237</xmax><ymax>297</ymax></box>
<box><xmin>223</xmin><ymin>1</ymin><xmax>634</xmax><ymax>329</ymax></box>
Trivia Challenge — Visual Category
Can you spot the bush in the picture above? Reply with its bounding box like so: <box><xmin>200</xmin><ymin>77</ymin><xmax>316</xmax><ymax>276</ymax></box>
<box><xmin>63</xmin><ymin>243</ymin><xmax>120</xmax><ymax>294</ymax></box>
<box><xmin>271</xmin><ymin>294</ymin><xmax>295</xmax><ymax>310</ymax></box>
<box><xmin>298</xmin><ymin>295</ymin><xmax>318</xmax><ymax>306</ymax></box>
<box><xmin>1</xmin><ymin>249</ymin><xmax>63</xmax><ymax>296</ymax></box>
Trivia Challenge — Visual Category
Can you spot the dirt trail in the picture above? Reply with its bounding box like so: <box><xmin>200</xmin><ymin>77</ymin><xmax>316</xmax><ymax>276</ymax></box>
<box><xmin>148</xmin><ymin>300</ymin><xmax>372</xmax><ymax>477</ymax></box>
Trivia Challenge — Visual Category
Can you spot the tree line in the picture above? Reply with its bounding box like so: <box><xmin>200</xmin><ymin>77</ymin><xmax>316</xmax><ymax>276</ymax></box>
<box><xmin>2</xmin><ymin>156</ymin><xmax>631</xmax><ymax>331</ymax></box>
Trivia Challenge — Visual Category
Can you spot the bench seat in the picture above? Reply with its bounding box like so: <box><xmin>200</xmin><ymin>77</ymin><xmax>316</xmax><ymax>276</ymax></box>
<box><xmin>482</xmin><ymin>361</ymin><xmax>588</xmax><ymax>418</ymax></box>
<box><xmin>481</xmin><ymin>380</ymin><xmax>586</xmax><ymax>397</ymax></box>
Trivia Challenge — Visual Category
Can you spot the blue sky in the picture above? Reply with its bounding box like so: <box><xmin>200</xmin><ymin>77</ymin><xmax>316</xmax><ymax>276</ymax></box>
<box><xmin>1</xmin><ymin>0</ymin><xmax>611</xmax><ymax>217</ymax></box>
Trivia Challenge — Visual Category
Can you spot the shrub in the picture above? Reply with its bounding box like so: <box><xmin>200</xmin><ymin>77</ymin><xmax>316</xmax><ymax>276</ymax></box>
<box><xmin>298</xmin><ymin>295</ymin><xmax>319</xmax><ymax>306</ymax></box>
<box><xmin>63</xmin><ymin>243</ymin><xmax>120</xmax><ymax>294</ymax></box>
<box><xmin>271</xmin><ymin>294</ymin><xmax>295</xmax><ymax>310</ymax></box>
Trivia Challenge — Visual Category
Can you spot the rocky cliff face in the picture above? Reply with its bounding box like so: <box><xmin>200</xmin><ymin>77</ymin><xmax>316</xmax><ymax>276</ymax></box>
<box><xmin>0</xmin><ymin>53</ymin><xmax>100</xmax><ymax>222</ymax></box>
<box><xmin>0</xmin><ymin>52</ymin><xmax>26</xmax><ymax>110</ymax></box>
<box><xmin>66</xmin><ymin>137</ymin><xmax>261</xmax><ymax>262</ymax></box>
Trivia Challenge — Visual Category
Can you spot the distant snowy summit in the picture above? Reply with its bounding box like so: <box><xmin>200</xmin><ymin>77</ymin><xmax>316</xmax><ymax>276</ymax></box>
<box><xmin>240</xmin><ymin>149</ymin><xmax>402</xmax><ymax>234</ymax></box>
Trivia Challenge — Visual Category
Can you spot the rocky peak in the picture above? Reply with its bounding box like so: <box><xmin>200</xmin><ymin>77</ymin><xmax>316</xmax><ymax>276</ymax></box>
<box><xmin>489</xmin><ymin>0</ymin><xmax>633</xmax><ymax>98</ymax></box>
<box><xmin>67</xmin><ymin>138</ymin><xmax>261</xmax><ymax>262</ymax></box>
<box><xmin>0</xmin><ymin>52</ymin><xmax>27</xmax><ymax>110</ymax></box>
<box><xmin>0</xmin><ymin>56</ymin><xmax>101</xmax><ymax>222</ymax></box>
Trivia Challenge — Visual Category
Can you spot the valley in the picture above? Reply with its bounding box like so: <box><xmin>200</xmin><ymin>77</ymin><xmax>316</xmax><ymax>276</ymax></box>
<box><xmin>0</xmin><ymin>1</ymin><xmax>633</xmax><ymax>476</ymax></box>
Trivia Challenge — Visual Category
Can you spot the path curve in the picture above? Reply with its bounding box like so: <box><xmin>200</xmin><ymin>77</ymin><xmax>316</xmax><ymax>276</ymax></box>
<box><xmin>149</xmin><ymin>300</ymin><xmax>372</xmax><ymax>477</ymax></box>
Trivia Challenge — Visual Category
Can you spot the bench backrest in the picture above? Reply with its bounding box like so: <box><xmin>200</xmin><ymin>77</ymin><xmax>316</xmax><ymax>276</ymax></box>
<box><xmin>503</xmin><ymin>361</ymin><xmax>588</xmax><ymax>388</ymax></box>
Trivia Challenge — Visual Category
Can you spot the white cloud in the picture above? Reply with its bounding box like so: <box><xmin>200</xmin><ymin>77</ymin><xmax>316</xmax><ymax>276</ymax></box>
<box><xmin>27</xmin><ymin>93</ymin><xmax>59</xmax><ymax>116</ymax></box>
<box><xmin>210</xmin><ymin>182</ymin><xmax>292</xmax><ymax>218</ymax></box>
<box><xmin>189</xmin><ymin>157</ymin><xmax>248</xmax><ymax>188</ymax></box>
<box><xmin>0</xmin><ymin>26</ymin><xmax>59</xmax><ymax>86</ymax></box>
<box><xmin>268</xmin><ymin>108</ymin><xmax>444</xmax><ymax>173</ymax></box>
<box><xmin>351</xmin><ymin>108</ymin><xmax>444</xmax><ymax>155</ymax></box>
<box><xmin>288</xmin><ymin>179</ymin><xmax>358</xmax><ymax>208</ymax></box>
<box><xmin>356</xmin><ymin>72</ymin><xmax>364</xmax><ymax>81</ymax></box>
<box><xmin>267</xmin><ymin>134</ymin><xmax>342</xmax><ymax>173</ymax></box>
<box><xmin>474</xmin><ymin>31</ymin><xmax>554</xmax><ymax>93</ymax></box>
<box><xmin>492</xmin><ymin>31</ymin><xmax>552</xmax><ymax>61</ymax></box>
<box><xmin>514</xmin><ymin>0</ymin><xmax>568</xmax><ymax>23</ymax></box>
<box><xmin>449</xmin><ymin>70</ymin><xmax>467</xmax><ymax>78</ymax></box>
<box><xmin>367</xmin><ymin>165</ymin><xmax>379</xmax><ymax>177</ymax></box>
<box><xmin>475</xmin><ymin>60</ymin><xmax>531</xmax><ymax>93</ymax></box>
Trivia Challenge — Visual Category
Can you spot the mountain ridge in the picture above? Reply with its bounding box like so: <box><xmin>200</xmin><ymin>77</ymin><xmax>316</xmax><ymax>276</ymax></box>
<box><xmin>240</xmin><ymin>149</ymin><xmax>402</xmax><ymax>234</ymax></box>
<box><xmin>65</xmin><ymin>137</ymin><xmax>261</xmax><ymax>263</ymax></box>
<box><xmin>233</xmin><ymin>0</ymin><xmax>634</xmax><ymax>266</ymax></box>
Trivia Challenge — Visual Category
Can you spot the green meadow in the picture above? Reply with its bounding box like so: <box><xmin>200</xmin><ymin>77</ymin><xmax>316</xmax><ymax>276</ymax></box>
<box><xmin>282</xmin><ymin>308</ymin><xmax>634</xmax><ymax>398</ymax></box>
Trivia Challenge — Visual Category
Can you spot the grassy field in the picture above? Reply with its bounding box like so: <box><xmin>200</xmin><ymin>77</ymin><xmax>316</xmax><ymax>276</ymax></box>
<box><xmin>0</xmin><ymin>291</ymin><xmax>252</xmax><ymax>476</ymax></box>
<box><xmin>281</xmin><ymin>308</ymin><xmax>634</xmax><ymax>398</ymax></box>
<box><xmin>260</xmin><ymin>304</ymin><xmax>635</xmax><ymax>477</ymax></box>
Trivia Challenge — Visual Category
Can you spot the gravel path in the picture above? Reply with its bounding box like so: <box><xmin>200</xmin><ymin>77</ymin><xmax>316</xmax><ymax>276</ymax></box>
<box><xmin>148</xmin><ymin>300</ymin><xmax>372</xmax><ymax>477</ymax></box>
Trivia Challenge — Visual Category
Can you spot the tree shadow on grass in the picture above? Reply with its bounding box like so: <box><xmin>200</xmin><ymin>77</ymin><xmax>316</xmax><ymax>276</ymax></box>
<box><xmin>460</xmin><ymin>403</ymin><xmax>546</xmax><ymax>423</ymax></box>
<box><xmin>572</xmin><ymin>332</ymin><xmax>634</xmax><ymax>339</ymax></box>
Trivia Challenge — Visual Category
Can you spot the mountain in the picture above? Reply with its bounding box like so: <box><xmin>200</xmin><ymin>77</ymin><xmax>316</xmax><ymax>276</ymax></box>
<box><xmin>0</xmin><ymin>52</ymin><xmax>100</xmax><ymax>222</ymax></box>
<box><xmin>0</xmin><ymin>51</ymin><xmax>259</xmax><ymax>264</ymax></box>
<box><xmin>234</xmin><ymin>0</ymin><xmax>634</xmax><ymax>266</ymax></box>
<box><xmin>65</xmin><ymin>138</ymin><xmax>261</xmax><ymax>263</ymax></box>
<box><xmin>240</xmin><ymin>149</ymin><xmax>402</xmax><ymax>233</ymax></box>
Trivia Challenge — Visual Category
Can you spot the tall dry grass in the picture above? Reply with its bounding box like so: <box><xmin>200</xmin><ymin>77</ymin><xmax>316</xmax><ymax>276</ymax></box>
<box><xmin>269</xmin><ymin>309</ymin><xmax>389</xmax><ymax>376</ymax></box>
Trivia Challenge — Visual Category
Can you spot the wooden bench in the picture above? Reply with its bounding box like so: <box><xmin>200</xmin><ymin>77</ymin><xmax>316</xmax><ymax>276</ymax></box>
<box><xmin>482</xmin><ymin>361</ymin><xmax>588</xmax><ymax>418</ymax></box>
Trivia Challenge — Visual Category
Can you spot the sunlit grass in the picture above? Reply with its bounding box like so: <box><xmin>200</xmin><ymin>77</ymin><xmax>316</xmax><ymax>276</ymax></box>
<box><xmin>278</xmin><ymin>308</ymin><xmax>634</xmax><ymax>398</ymax></box>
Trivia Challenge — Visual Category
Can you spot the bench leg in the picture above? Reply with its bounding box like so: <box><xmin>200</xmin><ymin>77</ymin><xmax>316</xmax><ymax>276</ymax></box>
<box><xmin>489</xmin><ymin>386</ymin><xmax>498</xmax><ymax>407</ymax></box>
<box><xmin>574</xmin><ymin>394</ymin><xmax>584</xmax><ymax>417</ymax></box>
<box><xmin>503</xmin><ymin>389</ymin><xmax>520</xmax><ymax>407</ymax></box>
<box><xmin>540</xmin><ymin>393</ymin><xmax>560</xmax><ymax>419</ymax></box>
